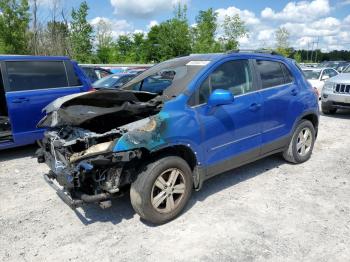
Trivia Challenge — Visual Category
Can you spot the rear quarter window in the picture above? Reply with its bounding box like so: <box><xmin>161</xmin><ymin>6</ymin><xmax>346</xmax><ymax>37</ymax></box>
<box><xmin>5</xmin><ymin>61</ymin><xmax>70</xmax><ymax>91</ymax></box>
<box><xmin>256</xmin><ymin>60</ymin><xmax>294</xmax><ymax>88</ymax></box>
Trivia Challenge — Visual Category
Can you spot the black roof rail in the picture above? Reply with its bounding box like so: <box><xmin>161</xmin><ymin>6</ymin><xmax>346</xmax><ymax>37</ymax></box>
<box><xmin>226</xmin><ymin>49</ymin><xmax>282</xmax><ymax>55</ymax></box>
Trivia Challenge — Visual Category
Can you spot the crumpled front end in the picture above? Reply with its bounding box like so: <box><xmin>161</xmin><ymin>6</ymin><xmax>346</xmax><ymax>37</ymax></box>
<box><xmin>36</xmin><ymin>90</ymin><xmax>164</xmax><ymax>208</ymax></box>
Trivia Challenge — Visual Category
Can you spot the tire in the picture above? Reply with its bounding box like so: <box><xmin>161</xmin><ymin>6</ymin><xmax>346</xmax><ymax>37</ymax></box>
<box><xmin>130</xmin><ymin>156</ymin><xmax>193</xmax><ymax>224</ymax></box>
<box><xmin>283</xmin><ymin>120</ymin><xmax>316</xmax><ymax>164</ymax></box>
<box><xmin>321</xmin><ymin>102</ymin><xmax>337</xmax><ymax>115</ymax></box>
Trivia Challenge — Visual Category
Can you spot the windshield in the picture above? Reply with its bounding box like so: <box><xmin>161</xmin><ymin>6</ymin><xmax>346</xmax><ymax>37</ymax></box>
<box><xmin>121</xmin><ymin>57</ymin><xmax>211</xmax><ymax>98</ymax></box>
<box><xmin>93</xmin><ymin>74</ymin><xmax>135</xmax><ymax>89</ymax></box>
<box><xmin>303</xmin><ymin>70</ymin><xmax>321</xmax><ymax>80</ymax></box>
<box><xmin>93</xmin><ymin>75</ymin><xmax>120</xmax><ymax>88</ymax></box>
<box><xmin>343</xmin><ymin>65</ymin><xmax>350</xmax><ymax>73</ymax></box>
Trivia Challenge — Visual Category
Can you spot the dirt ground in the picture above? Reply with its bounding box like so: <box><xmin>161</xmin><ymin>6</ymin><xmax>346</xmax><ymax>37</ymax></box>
<box><xmin>1</xmin><ymin>110</ymin><xmax>350</xmax><ymax>262</ymax></box>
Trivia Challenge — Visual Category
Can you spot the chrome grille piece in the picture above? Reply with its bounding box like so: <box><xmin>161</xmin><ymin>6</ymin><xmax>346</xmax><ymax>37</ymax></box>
<box><xmin>334</xmin><ymin>84</ymin><xmax>350</xmax><ymax>94</ymax></box>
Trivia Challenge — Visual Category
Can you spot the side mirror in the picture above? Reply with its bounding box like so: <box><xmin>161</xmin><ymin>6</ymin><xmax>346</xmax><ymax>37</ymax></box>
<box><xmin>321</xmin><ymin>75</ymin><xmax>330</xmax><ymax>81</ymax></box>
<box><xmin>207</xmin><ymin>89</ymin><xmax>234</xmax><ymax>107</ymax></box>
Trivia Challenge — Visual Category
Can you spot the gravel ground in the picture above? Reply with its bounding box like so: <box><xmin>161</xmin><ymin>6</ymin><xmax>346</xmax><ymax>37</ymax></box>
<box><xmin>1</xmin><ymin>110</ymin><xmax>350</xmax><ymax>262</ymax></box>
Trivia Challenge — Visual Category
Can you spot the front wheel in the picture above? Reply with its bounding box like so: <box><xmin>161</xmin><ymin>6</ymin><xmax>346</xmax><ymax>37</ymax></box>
<box><xmin>130</xmin><ymin>156</ymin><xmax>193</xmax><ymax>224</ymax></box>
<box><xmin>283</xmin><ymin>120</ymin><xmax>316</xmax><ymax>164</ymax></box>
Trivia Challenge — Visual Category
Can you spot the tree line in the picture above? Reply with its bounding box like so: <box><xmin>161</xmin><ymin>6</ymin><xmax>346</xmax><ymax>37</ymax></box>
<box><xmin>0</xmin><ymin>0</ymin><xmax>349</xmax><ymax>64</ymax></box>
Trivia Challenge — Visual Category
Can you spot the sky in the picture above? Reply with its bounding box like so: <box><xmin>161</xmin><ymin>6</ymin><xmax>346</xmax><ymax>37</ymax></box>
<box><xmin>36</xmin><ymin>0</ymin><xmax>350</xmax><ymax>51</ymax></box>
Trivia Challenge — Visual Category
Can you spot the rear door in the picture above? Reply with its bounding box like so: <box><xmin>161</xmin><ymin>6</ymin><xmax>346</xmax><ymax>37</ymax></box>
<box><xmin>255</xmin><ymin>59</ymin><xmax>299</xmax><ymax>154</ymax></box>
<box><xmin>2</xmin><ymin>60</ymin><xmax>83</xmax><ymax>146</ymax></box>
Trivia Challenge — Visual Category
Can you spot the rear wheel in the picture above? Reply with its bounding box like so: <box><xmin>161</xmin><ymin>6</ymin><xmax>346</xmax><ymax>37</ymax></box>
<box><xmin>130</xmin><ymin>156</ymin><xmax>193</xmax><ymax>224</ymax></box>
<box><xmin>283</xmin><ymin>120</ymin><xmax>315</xmax><ymax>164</ymax></box>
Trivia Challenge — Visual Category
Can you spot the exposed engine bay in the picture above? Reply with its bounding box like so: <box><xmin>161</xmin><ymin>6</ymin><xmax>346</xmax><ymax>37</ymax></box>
<box><xmin>36</xmin><ymin>90</ymin><xmax>163</xmax><ymax>207</ymax></box>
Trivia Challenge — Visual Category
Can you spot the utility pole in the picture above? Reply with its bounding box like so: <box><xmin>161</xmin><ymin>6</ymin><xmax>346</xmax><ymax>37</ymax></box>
<box><xmin>315</xmin><ymin>37</ymin><xmax>320</xmax><ymax>63</ymax></box>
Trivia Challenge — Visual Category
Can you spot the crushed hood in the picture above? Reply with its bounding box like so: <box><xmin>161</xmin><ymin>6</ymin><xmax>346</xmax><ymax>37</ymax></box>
<box><xmin>38</xmin><ymin>90</ymin><xmax>161</xmax><ymax>128</ymax></box>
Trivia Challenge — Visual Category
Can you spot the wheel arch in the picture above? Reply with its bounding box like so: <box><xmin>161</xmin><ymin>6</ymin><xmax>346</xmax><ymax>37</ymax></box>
<box><xmin>300</xmin><ymin>112</ymin><xmax>319</xmax><ymax>137</ymax></box>
<box><xmin>149</xmin><ymin>144</ymin><xmax>198</xmax><ymax>171</ymax></box>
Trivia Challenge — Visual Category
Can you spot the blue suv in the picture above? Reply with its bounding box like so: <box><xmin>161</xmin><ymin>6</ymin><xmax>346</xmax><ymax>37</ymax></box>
<box><xmin>0</xmin><ymin>56</ymin><xmax>91</xmax><ymax>149</ymax></box>
<box><xmin>37</xmin><ymin>51</ymin><xmax>319</xmax><ymax>224</ymax></box>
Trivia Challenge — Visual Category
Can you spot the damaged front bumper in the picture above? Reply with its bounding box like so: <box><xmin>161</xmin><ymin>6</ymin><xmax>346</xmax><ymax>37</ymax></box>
<box><xmin>37</xmin><ymin>134</ymin><xmax>143</xmax><ymax>209</ymax></box>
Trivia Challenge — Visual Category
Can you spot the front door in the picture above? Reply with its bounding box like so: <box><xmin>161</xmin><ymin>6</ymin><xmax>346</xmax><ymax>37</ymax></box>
<box><xmin>192</xmin><ymin>59</ymin><xmax>263</xmax><ymax>177</ymax></box>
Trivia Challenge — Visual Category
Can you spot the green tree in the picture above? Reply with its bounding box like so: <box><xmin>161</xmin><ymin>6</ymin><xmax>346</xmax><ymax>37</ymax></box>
<box><xmin>192</xmin><ymin>8</ymin><xmax>220</xmax><ymax>53</ymax></box>
<box><xmin>95</xmin><ymin>19</ymin><xmax>113</xmax><ymax>63</ymax></box>
<box><xmin>221</xmin><ymin>14</ymin><xmax>248</xmax><ymax>51</ymax></box>
<box><xmin>153</xmin><ymin>4</ymin><xmax>191</xmax><ymax>61</ymax></box>
<box><xmin>145</xmin><ymin>25</ymin><xmax>162</xmax><ymax>62</ymax></box>
<box><xmin>131</xmin><ymin>33</ymin><xmax>147</xmax><ymax>63</ymax></box>
<box><xmin>70</xmin><ymin>1</ymin><xmax>93</xmax><ymax>63</ymax></box>
<box><xmin>116</xmin><ymin>34</ymin><xmax>133</xmax><ymax>62</ymax></box>
<box><xmin>275</xmin><ymin>27</ymin><xmax>292</xmax><ymax>57</ymax></box>
<box><xmin>0</xmin><ymin>0</ymin><xmax>30</xmax><ymax>54</ymax></box>
<box><xmin>293</xmin><ymin>51</ymin><xmax>302</xmax><ymax>63</ymax></box>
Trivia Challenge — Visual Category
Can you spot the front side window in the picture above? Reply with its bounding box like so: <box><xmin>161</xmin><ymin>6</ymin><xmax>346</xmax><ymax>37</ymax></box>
<box><xmin>6</xmin><ymin>61</ymin><xmax>68</xmax><ymax>91</ymax></box>
<box><xmin>256</xmin><ymin>60</ymin><xmax>286</xmax><ymax>89</ymax></box>
<box><xmin>197</xmin><ymin>60</ymin><xmax>254</xmax><ymax>104</ymax></box>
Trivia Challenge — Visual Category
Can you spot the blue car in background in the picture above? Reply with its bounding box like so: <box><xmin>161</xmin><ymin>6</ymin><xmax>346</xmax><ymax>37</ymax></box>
<box><xmin>92</xmin><ymin>73</ymin><xmax>137</xmax><ymax>89</ymax></box>
<box><xmin>0</xmin><ymin>56</ymin><xmax>91</xmax><ymax>149</ymax></box>
<box><xmin>37</xmin><ymin>51</ymin><xmax>319</xmax><ymax>224</ymax></box>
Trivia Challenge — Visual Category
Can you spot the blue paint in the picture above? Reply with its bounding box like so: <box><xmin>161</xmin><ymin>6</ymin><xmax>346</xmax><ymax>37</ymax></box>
<box><xmin>0</xmin><ymin>56</ymin><xmax>91</xmax><ymax>150</ymax></box>
<box><xmin>112</xmin><ymin>53</ymin><xmax>319</xmax><ymax>169</ymax></box>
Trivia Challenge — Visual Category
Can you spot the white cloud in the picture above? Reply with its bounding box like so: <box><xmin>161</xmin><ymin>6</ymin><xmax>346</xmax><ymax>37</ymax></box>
<box><xmin>216</xmin><ymin>6</ymin><xmax>260</xmax><ymax>25</ymax></box>
<box><xmin>90</xmin><ymin>17</ymin><xmax>134</xmax><ymax>38</ymax></box>
<box><xmin>261</xmin><ymin>0</ymin><xmax>330</xmax><ymax>22</ymax></box>
<box><xmin>110</xmin><ymin>0</ymin><xmax>189</xmax><ymax>18</ymax></box>
<box><xmin>257</xmin><ymin>29</ymin><xmax>275</xmax><ymax>41</ymax></box>
<box><xmin>147</xmin><ymin>20</ymin><xmax>159</xmax><ymax>30</ymax></box>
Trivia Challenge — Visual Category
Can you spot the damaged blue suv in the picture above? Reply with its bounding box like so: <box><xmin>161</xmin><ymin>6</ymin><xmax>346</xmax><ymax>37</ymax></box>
<box><xmin>37</xmin><ymin>51</ymin><xmax>319</xmax><ymax>224</ymax></box>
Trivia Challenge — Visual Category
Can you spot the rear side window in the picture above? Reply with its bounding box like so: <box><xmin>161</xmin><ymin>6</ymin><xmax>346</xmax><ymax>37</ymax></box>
<box><xmin>6</xmin><ymin>61</ymin><xmax>69</xmax><ymax>91</ymax></box>
<box><xmin>256</xmin><ymin>60</ymin><xmax>288</xmax><ymax>89</ymax></box>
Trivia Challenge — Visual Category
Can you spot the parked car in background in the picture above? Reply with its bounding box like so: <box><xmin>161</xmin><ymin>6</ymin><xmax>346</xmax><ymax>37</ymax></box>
<box><xmin>126</xmin><ymin>68</ymin><xmax>149</xmax><ymax>75</ymax></box>
<box><xmin>319</xmin><ymin>61</ymin><xmax>346</xmax><ymax>71</ymax></box>
<box><xmin>335</xmin><ymin>61</ymin><xmax>350</xmax><ymax>73</ymax></box>
<box><xmin>80</xmin><ymin>66</ymin><xmax>112</xmax><ymax>83</ymax></box>
<box><xmin>302</xmin><ymin>67</ymin><xmax>338</xmax><ymax>97</ymax></box>
<box><xmin>37</xmin><ymin>51</ymin><xmax>319</xmax><ymax>224</ymax></box>
<box><xmin>321</xmin><ymin>65</ymin><xmax>350</xmax><ymax>114</ymax></box>
<box><xmin>92</xmin><ymin>73</ymin><xmax>137</xmax><ymax>89</ymax></box>
<box><xmin>0</xmin><ymin>56</ymin><xmax>91</xmax><ymax>150</ymax></box>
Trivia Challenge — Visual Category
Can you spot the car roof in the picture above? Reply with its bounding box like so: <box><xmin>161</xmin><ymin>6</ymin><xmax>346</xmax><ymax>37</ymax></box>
<box><xmin>167</xmin><ymin>52</ymin><xmax>289</xmax><ymax>66</ymax></box>
<box><xmin>302</xmin><ymin>67</ymin><xmax>336</xmax><ymax>71</ymax></box>
<box><xmin>0</xmin><ymin>55</ymin><xmax>70</xmax><ymax>61</ymax></box>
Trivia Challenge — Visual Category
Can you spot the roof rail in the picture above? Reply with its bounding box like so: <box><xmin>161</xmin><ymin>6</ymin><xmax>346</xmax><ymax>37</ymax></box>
<box><xmin>226</xmin><ymin>49</ymin><xmax>282</xmax><ymax>55</ymax></box>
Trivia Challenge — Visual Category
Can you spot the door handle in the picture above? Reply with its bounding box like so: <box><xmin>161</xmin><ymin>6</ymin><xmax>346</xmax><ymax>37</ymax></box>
<box><xmin>249</xmin><ymin>103</ymin><xmax>261</xmax><ymax>112</ymax></box>
<box><xmin>291</xmin><ymin>89</ymin><xmax>298</xmax><ymax>96</ymax></box>
<box><xmin>11</xmin><ymin>98</ymin><xmax>29</xmax><ymax>103</ymax></box>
